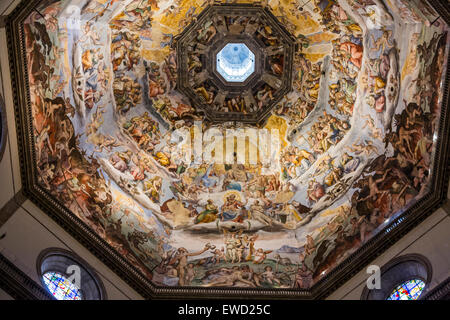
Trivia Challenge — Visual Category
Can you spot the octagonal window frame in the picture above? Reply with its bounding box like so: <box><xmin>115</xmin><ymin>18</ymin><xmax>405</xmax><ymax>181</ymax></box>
<box><xmin>216</xmin><ymin>43</ymin><xmax>256</xmax><ymax>83</ymax></box>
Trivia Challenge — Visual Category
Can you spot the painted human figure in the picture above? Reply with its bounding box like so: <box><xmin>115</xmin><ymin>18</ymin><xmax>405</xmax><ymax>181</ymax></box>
<box><xmin>169</xmin><ymin>245</ymin><xmax>210</xmax><ymax>286</ymax></box>
<box><xmin>294</xmin><ymin>264</ymin><xmax>313</xmax><ymax>289</ymax></box>
<box><xmin>195</xmin><ymin>200</ymin><xmax>218</xmax><ymax>224</ymax></box>
<box><xmin>261</xmin><ymin>266</ymin><xmax>281</xmax><ymax>285</ymax></box>
<box><xmin>220</xmin><ymin>194</ymin><xmax>246</xmax><ymax>222</ymax></box>
<box><xmin>249</xmin><ymin>200</ymin><xmax>272</xmax><ymax>225</ymax></box>
<box><xmin>340</xmin><ymin>41</ymin><xmax>363</xmax><ymax>69</ymax></box>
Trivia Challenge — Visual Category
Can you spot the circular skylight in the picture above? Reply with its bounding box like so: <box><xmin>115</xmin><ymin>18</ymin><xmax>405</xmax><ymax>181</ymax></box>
<box><xmin>216</xmin><ymin>43</ymin><xmax>255</xmax><ymax>82</ymax></box>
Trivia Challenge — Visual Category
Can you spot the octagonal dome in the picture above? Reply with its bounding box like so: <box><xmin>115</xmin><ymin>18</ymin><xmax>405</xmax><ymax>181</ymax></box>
<box><xmin>176</xmin><ymin>4</ymin><xmax>296</xmax><ymax>124</ymax></box>
<box><xmin>8</xmin><ymin>0</ymin><xmax>450</xmax><ymax>299</ymax></box>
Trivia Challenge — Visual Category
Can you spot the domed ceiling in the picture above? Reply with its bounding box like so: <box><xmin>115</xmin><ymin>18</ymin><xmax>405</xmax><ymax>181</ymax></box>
<box><xmin>7</xmin><ymin>0</ymin><xmax>450</xmax><ymax>298</ymax></box>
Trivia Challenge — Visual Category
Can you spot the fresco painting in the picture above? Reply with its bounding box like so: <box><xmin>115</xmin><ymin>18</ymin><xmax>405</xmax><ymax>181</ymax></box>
<box><xmin>24</xmin><ymin>0</ymin><xmax>448</xmax><ymax>289</ymax></box>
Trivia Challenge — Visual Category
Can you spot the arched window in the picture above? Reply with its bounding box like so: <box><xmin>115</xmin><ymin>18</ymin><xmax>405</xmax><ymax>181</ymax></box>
<box><xmin>37</xmin><ymin>248</ymin><xmax>107</xmax><ymax>300</ymax></box>
<box><xmin>0</xmin><ymin>94</ymin><xmax>7</xmax><ymax>162</ymax></box>
<box><xmin>361</xmin><ymin>254</ymin><xmax>432</xmax><ymax>300</ymax></box>
<box><xmin>387</xmin><ymin>279</ymin><xmax>426</xmax><ymax>300</ymax></box>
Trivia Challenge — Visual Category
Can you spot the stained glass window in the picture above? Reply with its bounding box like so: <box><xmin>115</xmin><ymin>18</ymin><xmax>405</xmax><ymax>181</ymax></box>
<box><xmin>387</xmin><ymin>279</ymin><xmax>426</xmax><ymax>300</ymax></box>
<box><xmin>42</xmin><ymin>271</ymin><xmax>82</xmax><ymax>300</ymax></box>
<box><xmin>216</xmin><ymin>43</ymin><xmax>255</xmax><ymax>82</ymax></box>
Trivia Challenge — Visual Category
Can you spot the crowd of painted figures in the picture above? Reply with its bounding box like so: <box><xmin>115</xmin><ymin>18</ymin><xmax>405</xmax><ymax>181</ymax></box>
<box><xmin>326</xmin><ymin>9</ymin><xmax>362</xmax><ymax>117</ymax></box>
<box><xmin>275</xmin><ymin>54</ymin><xmax>321</xmax><ymax>124</ymax></box>
<box><xmin>153</xmin><ymin>231</ymin><xmax>315</xmax><ymax>288</ymax></box>
<box><xmin>24</xmin><ymin>0</ymin><xmax>447</xmax><ymax>290</ymax></box>
<box><xmin>166</xmin><ymin>161</ymin><xmax>310</xmax><ymax>229</ymax></box>
<box><xmin>364</xmin><ymin>29</ymin><xmax>395</xmax><ymax>114</ymax></box>
<box><xmin>25</xmin><ymin>2</ymin><xmax>166</xmax><ymax>279</ymax></box>
<box><xmin>111</xmin><ymin>32</ymin><xmax>142</xmax><ymax>113</ymax></box>
<box><xmin>304</xmin><ymin>30</ymin><xmax>447</xmax><ymax>278</ymax></box>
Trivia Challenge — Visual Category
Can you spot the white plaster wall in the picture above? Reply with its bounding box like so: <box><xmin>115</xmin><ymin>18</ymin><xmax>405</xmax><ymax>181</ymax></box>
<box><xmin>0</xmin><ymin>287</ymin><xmax>13</xmax><ymax>300</ymax></box>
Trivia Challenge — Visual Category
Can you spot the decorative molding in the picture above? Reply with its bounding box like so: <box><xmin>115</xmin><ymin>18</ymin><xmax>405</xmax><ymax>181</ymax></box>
<box><xmin>427</xmin><ymin>0</ymin><xmax>450</xmax><ymax>24</ymax></box>
<box><xmin>422</xmin><ymin>276</ymin><xmax>450</xmax><ymax>300</ymax></box>
<box><xmin>0</xmin><ymin>252</ymin><xmax>54</xmax><ymax>300</ymax></box>
<box><xmin>0</xmin><ymin>93</ymin><xmax>7</xmax><ymax>162</ymax></box>
<box><xmin>4</xmin><ymin>0</ymin><xmax>450</xmax><ymax>300</ymax></box>
<box><xmin>0</xmin><ymin>189</ymin><xmax>26</xmax><ymax>228</ymax></box>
